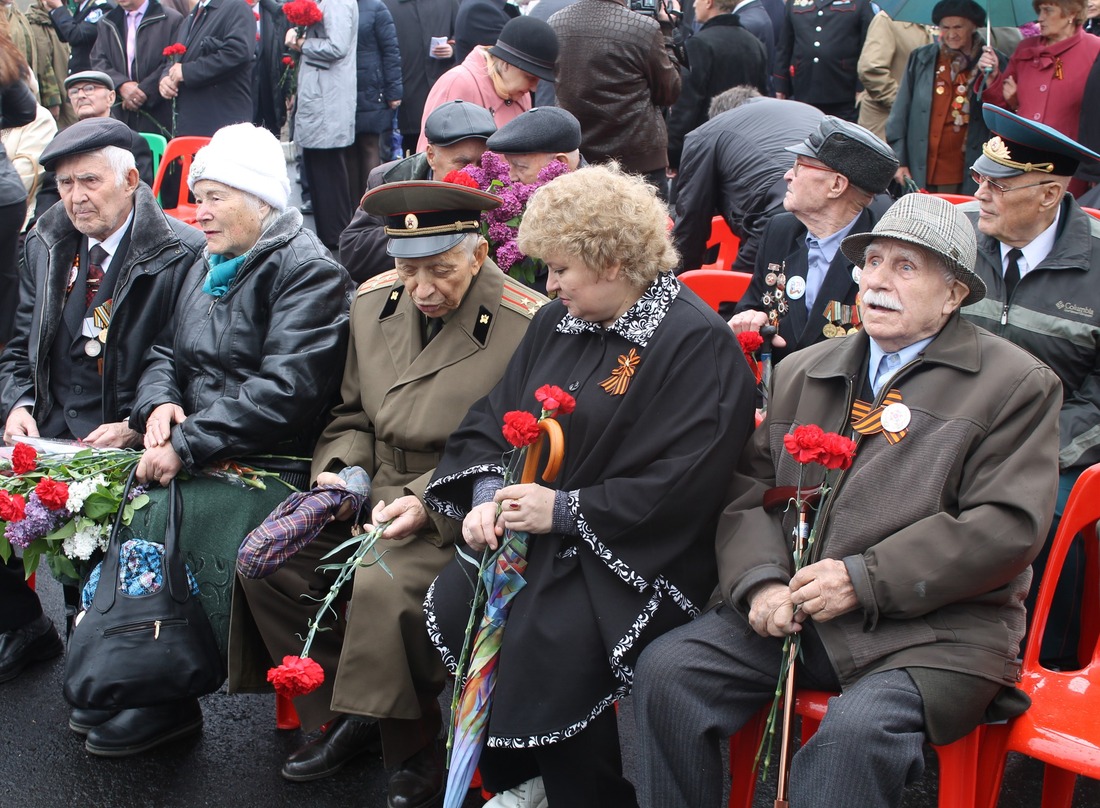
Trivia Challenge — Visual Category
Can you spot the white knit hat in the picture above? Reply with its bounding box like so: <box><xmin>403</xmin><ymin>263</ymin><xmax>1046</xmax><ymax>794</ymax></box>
<box><xmin>188</xmin><ymin>123</ymin><xmax>290</xmax><ymax>211</ymax></box>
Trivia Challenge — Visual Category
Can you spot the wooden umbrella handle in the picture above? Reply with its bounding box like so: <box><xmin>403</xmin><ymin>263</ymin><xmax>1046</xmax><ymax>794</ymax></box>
<box><xmin>520</xmin><ymin>418</ymin><xmax>564</xmax><ymax>485</ymax></box>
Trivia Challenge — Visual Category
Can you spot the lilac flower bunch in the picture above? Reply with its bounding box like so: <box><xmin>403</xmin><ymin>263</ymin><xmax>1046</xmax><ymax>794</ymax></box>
<box><xmin>5</xmin><ymin>493</ymin><xmax>69</xmax><ymax>550</ymax></box>
<box><xmin>457</xmin><ymin>151</ymin><xmax>573</xmax><ymax>285</ymax></box>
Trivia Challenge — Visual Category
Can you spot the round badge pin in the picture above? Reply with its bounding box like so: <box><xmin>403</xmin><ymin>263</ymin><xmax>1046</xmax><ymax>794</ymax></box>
<box><xmin>851</xmin><ymin>266</ymin><xmax>861</xmax><ymax>284</ymax></box>
<box><xmin>881</xmin><ymin>402</ymin><xmax>911</xmax><ymax>433</ymax></box>
<box><xmin>84</xmin><ymin>339</ymin><xmax>103</xmax><ymax>358</ymax></box>
<box><xmin>786</xmin><ymin>276</ymin><xmax>807</xmax><ymax>300</ymax></box>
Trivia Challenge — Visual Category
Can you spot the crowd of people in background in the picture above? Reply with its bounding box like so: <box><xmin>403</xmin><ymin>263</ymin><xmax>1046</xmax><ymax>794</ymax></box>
<box><xmin>1</xmin><ymin>0</ymin><xmax>1100</xmax><ymax>806</ymax></box>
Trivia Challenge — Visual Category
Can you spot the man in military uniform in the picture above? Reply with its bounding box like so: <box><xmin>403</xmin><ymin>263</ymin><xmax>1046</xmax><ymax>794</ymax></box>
<box><xmin>233</xmin><ymin>181</ymin><xmax>547</xmax><ymax>808</ymax></box>
<box><xmin>962</xmin><ymin>104</ymin><xmax>1100</xmax><ymax>667</ymax></box>
<box><xmin>774</xmin><ymin>0</ymin><xmax>876</xmax><ymax>122</ymax></box>
<box><xmin>728</xmin><ymin>115</ymin><xmax>895</xmax><ymax>363</ymax></box>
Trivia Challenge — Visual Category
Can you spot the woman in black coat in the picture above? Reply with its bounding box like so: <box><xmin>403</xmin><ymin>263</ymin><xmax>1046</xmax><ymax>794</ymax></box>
<box><xmin>346</xmin><ymin>0</ymin><xmax>403</xmax><ymax>200</ymax></box>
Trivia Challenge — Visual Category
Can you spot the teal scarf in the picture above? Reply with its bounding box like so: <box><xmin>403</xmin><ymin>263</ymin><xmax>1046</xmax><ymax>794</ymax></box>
<box><xmin>203</xmin><ymin>252</ymin><xmax>248</xmax><ymax>297</ymax></box>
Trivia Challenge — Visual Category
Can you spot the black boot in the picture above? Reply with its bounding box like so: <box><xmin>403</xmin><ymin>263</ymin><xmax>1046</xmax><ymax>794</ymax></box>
<box><xmin>69</xmin><ymin>707</ymin><xmax>120</xmax><ymax>736</ymax></box>
<box><xmin>281</xmin><ymin>714</ymin><xmax>382</xmax><ymax>782</ymax></box>
<box><xmin>387</xmin><ymin>740</ymin><xmax>444</xmax><ymax>808</ymax></box>
<box><xmin>0</xmin><ymin>613</ymin><xmax>63</xmax><ymax>683</ymax></box>
<box><xmin>84</xmin><ymin>699</ymin><xmax>203</xmax><ymax>757</ymax></box>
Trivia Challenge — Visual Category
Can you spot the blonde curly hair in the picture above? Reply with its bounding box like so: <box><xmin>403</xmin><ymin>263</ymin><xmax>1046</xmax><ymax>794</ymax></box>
<box><xmin>517</xmin><ymin>163</ymin><xmax>678</xmax><ymax>288</ymax></box>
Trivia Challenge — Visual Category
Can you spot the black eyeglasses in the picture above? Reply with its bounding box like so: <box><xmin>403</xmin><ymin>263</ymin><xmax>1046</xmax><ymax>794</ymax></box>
<box><xmin>970</xmin><ymin>170</ymin><xmax>1055</xmax><ymax>194</ymax></box>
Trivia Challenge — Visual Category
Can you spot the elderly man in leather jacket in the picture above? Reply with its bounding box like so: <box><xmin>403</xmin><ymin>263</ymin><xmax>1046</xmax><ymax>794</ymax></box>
<box><xmin>0</xmin><ymin>117</ymin><xmax>203</xmax><ymax>690</ymax></box>
<box><xmin>548</xmin><ymin>0</ymin><xmax>681</xmax><ymax>194</ymax></box>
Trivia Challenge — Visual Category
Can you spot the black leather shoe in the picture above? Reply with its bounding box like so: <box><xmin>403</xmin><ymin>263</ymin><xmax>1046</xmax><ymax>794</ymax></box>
<box><xmin>0</xmin><ymin>613</ymin><xmax>63</xmax><ymax>683</ymax></box>
<box><xmin>69</xmin><ymin>707</ymin><xmax>120</xmax><ymax>735</ymax></box>
<box><xmin>281</xmin><ymin>714</ymin><xmax>382</xmax><ymax>782</ymax></box>
<box><xmin>84</xmin><ymin>699</ymin><xmax>202</xmax><ymax>757</ymax></box>
<box><xmin>387</xmin><ymin>741</ymin><xmax>444</xmax><ymax>808</ymax></box>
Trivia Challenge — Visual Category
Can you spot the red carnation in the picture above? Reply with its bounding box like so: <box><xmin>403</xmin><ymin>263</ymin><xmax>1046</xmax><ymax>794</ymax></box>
<box><xmin>11</xmin><ymin>443</ymin><xmax>37</xmax><ymax>474</ymax></box>
<box><xmin>534</xmin><ymin>384</ymin><xmax>575</xmax><ymax>415</ymax></box>
<box><xmin>267</xmin><ymin>655</ymin><xmax>325</xmax><ymax>699</ymax></box>
<box><xmin>443</xmin><ymin>169</ymin><xmax>479</xmax><ymax>189</ymax></box>
<box><xmin>783</xmin><ymin>424</ymin><xmax>826</xmax><ymax>465</ymax></box>
<box><xmin>282</xmin><ymin>55</ymin><xmax>295</xmax><ymax>66</ymax></box>
<box><xmin>737</xmin><ymin>331</ymin><xmax>763</xmax><ymax>354</ymax></box>
<box><xmin>819</xmin><ymin>432</ymin><xmax>857</xmax><ymax>471</ymax></box>
<box><xmin>502</xmin><ymin>410</ymin><xmax>540</xmax><ymax>448</ymax></box>
<box><xmin>283</xmin><ymin>0</ymin><xmax>323</xmax><ymax>28</ymax></box>
<box><xmin>35</xmin><ymin>477</ymin><xmax>69</xmax><ymax>511</ymax></box>
<box><xmin>162</xmin><ymin>43</ymin><xmax>187</xmax><ymax>58</ymax></box>
<box><xmin>0</xmin><ymin>491</ymin><xmax>26</xmax><ymax>522</ymax></box>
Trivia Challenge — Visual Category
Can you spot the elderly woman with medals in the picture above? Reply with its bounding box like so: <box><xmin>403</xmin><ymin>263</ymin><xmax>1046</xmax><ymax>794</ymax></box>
<box><xmin>423</xmin><ymin>164</ymin><xmax>757</xmax><ymax>807</ymax></box>
<box><xmin>888</xmin><ymin>0</ymin><xmax>1008</xmax><ymax>195</ymax></box>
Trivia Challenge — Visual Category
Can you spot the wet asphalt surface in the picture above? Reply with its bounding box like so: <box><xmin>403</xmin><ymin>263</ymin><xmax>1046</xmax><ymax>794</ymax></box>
<box><xmin>5</xmin><ymin>574</ymin><xmax>1100</xmax><ymax>808</ymax></box>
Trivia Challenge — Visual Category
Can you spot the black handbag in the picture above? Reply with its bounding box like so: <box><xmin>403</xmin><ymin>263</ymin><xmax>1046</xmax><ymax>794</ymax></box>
<box><xmin>63</xmin><ymin>470</ymin><xmax>226</xmax><ymax>710</ymax></box>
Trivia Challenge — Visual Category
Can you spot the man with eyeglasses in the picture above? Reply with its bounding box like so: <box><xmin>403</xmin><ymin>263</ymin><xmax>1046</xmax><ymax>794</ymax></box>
<box><xmin>962</xmin><ymin>103</ymin><xmax>1100</xmax><ymax>670</ymax></box>
<box><xmin>727</xmin><ymin>115</ymin><xmax>896</xmax><ymax>363</ymax></box>
<box><xmin>63</xmin><ymin>72</ymin><xmax>154</xmax><ymax>186</ymax></box>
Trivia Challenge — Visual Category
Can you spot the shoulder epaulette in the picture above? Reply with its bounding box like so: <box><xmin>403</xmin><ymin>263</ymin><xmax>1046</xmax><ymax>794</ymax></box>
<box><xmin>357</xmin><ymin>268</ymin><xmax>400</xmax><ymax>297</ymax></box>
<box><xmin>500</xmin><ymin>277</ymin><xmax>547</xmax><ymax>319</ymax></box>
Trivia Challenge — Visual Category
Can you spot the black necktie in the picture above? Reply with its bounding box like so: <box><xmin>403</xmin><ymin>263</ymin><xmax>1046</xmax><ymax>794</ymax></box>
<box><xmin>1004</xmin><ymin>248</ymin><xmax>1023</xmax><ymax>299</ymax></box>
<box><xmin>85</xmin><ymin>245</ymin><xmax>108</xmax><ymax>309</ymax></box>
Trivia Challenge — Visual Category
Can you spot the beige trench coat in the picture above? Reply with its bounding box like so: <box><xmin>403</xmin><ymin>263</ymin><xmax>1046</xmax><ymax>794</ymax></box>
<box><xmin>857</xmin><ymin>12</ymin><xmax>934</xmax><ymax>139</ymax></box>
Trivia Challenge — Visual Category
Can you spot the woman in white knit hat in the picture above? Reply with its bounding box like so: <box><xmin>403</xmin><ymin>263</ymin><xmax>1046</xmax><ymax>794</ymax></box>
<box><xmin>131</xmin><ymin>122</ymin><xmax>353</xmax><ymax>490</ymax></box>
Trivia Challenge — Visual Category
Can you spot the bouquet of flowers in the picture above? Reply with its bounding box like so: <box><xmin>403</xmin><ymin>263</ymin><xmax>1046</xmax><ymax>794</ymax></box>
<box><xmin>1</xmin><ymin>442</ymin><xmax>295</xmax><ymax>583</ymax></box>
<box><xmin>444</xmin><ymin>151</ymin><xmax>571</xmax><ymax>287</ymax></box>
<box><xmin>755</xmin><ymin>424</ymin><xmax>856</xmax><ymax>787</ymax></box>
<box><xmin>283</xmin><ymin>0</ymin><xmax>323</xmax><ymax>36</ymax></box>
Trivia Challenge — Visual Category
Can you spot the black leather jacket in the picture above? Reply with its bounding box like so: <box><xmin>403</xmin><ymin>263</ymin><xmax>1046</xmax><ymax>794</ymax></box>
<box><xmin>129</xmin><ymin>208</ymin><xmax>353</xmax><ymax>471</ymax></box>
<box><xmin>0</xmin><ymin>183</ymin><xmax>205</xmax><ymax>427</ymax></box>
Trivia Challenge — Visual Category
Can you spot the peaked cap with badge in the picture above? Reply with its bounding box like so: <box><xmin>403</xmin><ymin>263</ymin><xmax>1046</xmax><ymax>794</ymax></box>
<box><xmin>361</xmin><ymin>180</ymin><xmax>502</xmax><ymax>259</ymax></box>
<box><xmin>973</xmin><ymin>104</ymin><xmax>1100</xmax><ymax>179</ymax></box>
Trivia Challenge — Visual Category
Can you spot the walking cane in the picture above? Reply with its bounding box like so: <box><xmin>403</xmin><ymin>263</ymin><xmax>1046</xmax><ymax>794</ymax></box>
<box><xmin>759</xmin><ymin>324</ymin><xmax>777</xmax><ymax>416</ymax></box>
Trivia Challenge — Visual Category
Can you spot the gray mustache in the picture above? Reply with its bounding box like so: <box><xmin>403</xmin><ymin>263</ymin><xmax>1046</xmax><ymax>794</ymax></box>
<box><xmin>862</xmin><ymin>290</ymin><xmax>903</xmax><ymax>312</ymax></box>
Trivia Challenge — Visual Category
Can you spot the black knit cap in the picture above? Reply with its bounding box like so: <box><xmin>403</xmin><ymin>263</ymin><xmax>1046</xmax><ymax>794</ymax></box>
<box><xmin>785</xmin><ymin>116</ymin><xmax>898</xmax><ymax>195</ymax></box>
<box><xmin>931</xmin><ymin>0</ymin><xmax>986</xmax><ymax>27</ymax></box>
<box><xmin>488</xmin><ymin>16</ymin><xmax>558</xmax><ymax>83</ymax></box>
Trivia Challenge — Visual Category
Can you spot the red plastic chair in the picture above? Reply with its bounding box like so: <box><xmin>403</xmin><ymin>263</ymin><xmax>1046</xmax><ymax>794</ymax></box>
<box><xmin>679</xmin><ymin>269</ymin><xmax>752</xmax><ymax>311</ymax></box>
<box><xmin>929</xmin><ymin>193</ymin><xmax>977</xmax><ymax>205</ymax></box>
<box><xmin>1082</xmin><ymin>206</ymin><xmax>1100</xmax><ymax>221</ymax></box>
<box><xmin>728</xmin><ymin>689</ymin><xmax>987</xmax><ymax>808</ymax></box>
<box><xmin>977</xmin><ymin>463</ymin><xmax>1100</xmax><ymax>808</ymax></box>
<box><xmin>151</xmin><ymin>136</ymin><xmax>210</xmax><ymax>225</ymax></box>
<box><xmin>700</xmin><ymin>215</ymin><xmax>741</xmax><ymax>271</ymax></box>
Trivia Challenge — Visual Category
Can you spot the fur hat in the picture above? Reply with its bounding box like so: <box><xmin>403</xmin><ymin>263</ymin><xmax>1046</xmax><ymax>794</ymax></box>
<box><xmin>188</xmin><ymin>123</ymin><xmax>291</xmax><ymax>211</ymax></box>
<box><xmin>786</xmin><ymin>116</ymin><xmax>898</xmax><ymax>195</ymax></box>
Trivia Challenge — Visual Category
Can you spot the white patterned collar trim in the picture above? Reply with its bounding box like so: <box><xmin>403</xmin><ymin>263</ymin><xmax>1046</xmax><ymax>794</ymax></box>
<box><xmin>554</xmin><ymin>272</ymin><xmax>680</xmax><ymax>348</ymax></box>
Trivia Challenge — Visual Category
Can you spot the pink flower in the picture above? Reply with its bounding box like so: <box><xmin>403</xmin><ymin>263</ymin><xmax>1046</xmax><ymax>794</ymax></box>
<box><xmin>267</xmin><ymin>655</ymin><xmax>325</xmax><ymax>698</ymax></box>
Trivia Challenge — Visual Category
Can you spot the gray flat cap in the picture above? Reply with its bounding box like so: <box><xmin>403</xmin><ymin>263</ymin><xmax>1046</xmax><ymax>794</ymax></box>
<box><xmin>487</xmin><ymin>107</ymin><xmax>581</xmax><ymax>154</ymax></box>
<box><xmin>841</xmin><ymin>193</ymin><xmax>985</xmax><ymax>306</ymax></box>
<box><xmin>64</xmin><ymin>70</ymin><xmax>115</xmax><ymax>92</ymax></box>
<box><xmin>40</xmin><ymin>117</ymin><xmax>134</xmax><ymax>170</ymax></box>
<box><xmin>424</xmin><ymin>100</ymin><xmax>497</xmax><ymax>146</ymax></box>
<box><xmin>786</xmin><ymin>116</ymin><xmax>898</xmax><ymax>195</ymax></box>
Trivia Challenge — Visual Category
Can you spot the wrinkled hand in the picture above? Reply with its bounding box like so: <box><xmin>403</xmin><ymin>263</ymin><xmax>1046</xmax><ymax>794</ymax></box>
<box><xmin>285</xmin><ymin>29</ymin><xmax>304</xmax><ymax>51</ymax></box>
<box><xmin>84</xmin><ymin>421</ymin><xmax>142</xmax><ymax>449</ymax></box>
<box><xmin>747</xmin><ymin>582</ymin><xmax>800</xmax><ymax>638</ymax></box>
<box><xmin>144</xmin><ymin>402</ymin><xmax>186</xmax><ymax>448</ymax></box>
<box><xmin>136</xmin><ymin>442</ymin><xmax>184</xmax><ymax>485</ymax></box>
<box><xmin>316</xmin><ymin>471</ymin><xmax>355</xmax><ymax>520</ymax></box>
<box><xmin>727</xmin><ymin>310</ymin><xmax>787</xmax><ymax>348</ymax></box>
<box><xmin>977</xmin><ymin>46</ymin><xmax>999</xmax><ymax>78</ymax></box>
<box><xmin>894</xmin><ymin>166</ymin><xmax>912</xmax><ymax>187</ymax></box>
<box><xmin>368</xmin><ymin>495</ymin><xmax>428</xmax><ymax>540</ymax></box>
<box><xmin>118</xmin><ymin>81</ymin><xmax>147</xmax><ymax>111</ymax></box>
<box><xmin>462</xmin><ymin>501</ymin><xmax>503</xmax><ymax>551</ymax></box>
<box><xmin>495</xmin><ymin>483</ymin><xmax>554</xmax><ymax>536</ymax></box>
<box><xmin>4</xmin><ymin>407</ymin><xmax>39</xmax><ymax>445</ymax></box>
<box><xmin>789</xmin><ymin>558</ymin><xmax>858</xmax><ymax>623</ymax></box>
<box><xmin>168</xmin><ymin>63</ymin><xmax>184</xmax><ymax>84</ymax></box>
<box><xmin>159</xmin><ymin>75</ymin><xmax>179</xmax><ymax>99</ymax></box>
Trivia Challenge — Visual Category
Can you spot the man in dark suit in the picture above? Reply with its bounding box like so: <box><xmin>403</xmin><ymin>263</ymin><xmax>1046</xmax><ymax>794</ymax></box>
<box><xmin>44</xmin><ymin>0</ymin><xmax>113</xmax><ymax>74</ymax></box>
<box><xmin>157</xmin><ymin>0</ymin><xmax>255</xmax><ymax>137</ymax></box>
<box><xmin>728</xmin><ymin>115</ymin><xmax>896</xmax><ymax>363</ymax></box>
<box><xmin>453</xmin><ymin>0</ymin><xmax>519</xmax><ymax>61</ymax></box>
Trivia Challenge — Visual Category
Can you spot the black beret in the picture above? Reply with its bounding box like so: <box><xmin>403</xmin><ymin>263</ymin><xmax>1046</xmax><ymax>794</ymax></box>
<box><xmin>931</xmin><ymin>0</ymin><xmax>986</xmax><ymax>27</ymax></box>
<box><xmin>40</xmin><ymin>117</ymin><xmax>135</xmax><ymax>170</ymax></box>
<box><xmin>487</xmin><ymin>107</ymin><xmax>581</xmax><ymax>154</ymax></box>
<box><xmin>785</xmin><ymin>116</ymin><xmax>898</xmax><ymax>195</ymax></box>
<box><xmin>424</xmin><ymin>100</ymin><xmax>497</xmax><ymax>146</ymax></box>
